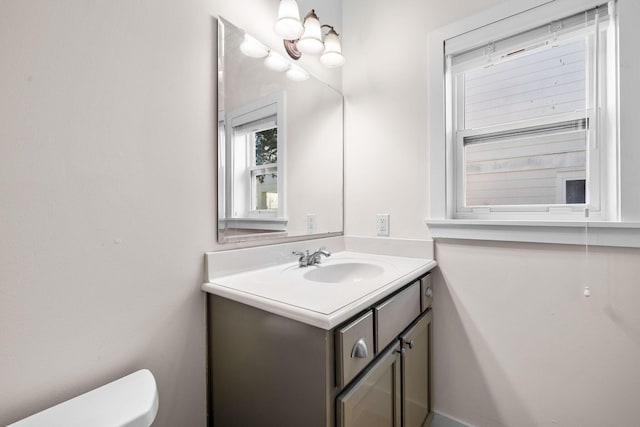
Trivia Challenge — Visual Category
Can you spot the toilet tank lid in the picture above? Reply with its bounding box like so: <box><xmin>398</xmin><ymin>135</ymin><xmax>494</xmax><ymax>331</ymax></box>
<box><xmin>8</xmin><ymin>369</ymin><xmax>159</xmax><ymax>427</ymax></box>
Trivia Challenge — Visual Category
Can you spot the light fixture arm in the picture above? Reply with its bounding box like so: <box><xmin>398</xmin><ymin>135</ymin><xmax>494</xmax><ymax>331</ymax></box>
<box><xmin>283</xmin><ymin>39</ymin><xmax>302</xmax><ymax>60</ymax></box>
<box><xmin>320</xmin><ymin>24</ymin><xmax>338</xmax><ymax>35</ymax></box>
<box><xmin>303</xmin><ymin>9</ymin><xmax>319</xmax><ymax>22</ymax></box>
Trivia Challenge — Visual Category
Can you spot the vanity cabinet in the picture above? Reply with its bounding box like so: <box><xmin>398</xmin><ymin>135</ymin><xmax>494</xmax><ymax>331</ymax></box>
<box><xmin>208</xmin><ymin>272</ymin><xmax>433</xmax><ymax>427</ymax></box>
<box><xmin>336</xmin><ymin>278</ymin><xmax>433</xmax><ymax>427</ymax></box>
<box><xmin>336</xmin><ymin>311</ymin><xmax>433</xmax><ymax>427</ymax></box>
<box><xmin>401</xmin><ymin>309</ymin><xmax>433</xmax><ymax>427</ymax></box>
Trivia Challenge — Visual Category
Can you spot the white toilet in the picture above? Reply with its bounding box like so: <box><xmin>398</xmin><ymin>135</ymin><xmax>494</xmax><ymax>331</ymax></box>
<box><xmin>8</xmin><ymin>369</ymin><xmax>159</xmax><ymax>427</ymax></box>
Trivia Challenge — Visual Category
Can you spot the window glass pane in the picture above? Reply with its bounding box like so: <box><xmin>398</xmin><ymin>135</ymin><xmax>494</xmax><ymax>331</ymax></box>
<box><xmin>254</xmin><ymin>172</ymin><xmax>278</xmax><ymax>210</ymax></box>
<box><xmin>566</xmin><ymin>179</ymin><xmax>586</xmax><ymax>204</ymax></box>
<box><xmin>463</xmin><ymin>39</ymin><xmax>586</xmax><ymax>130</ymax></box>
<box><xmin>465</xmin><ymin>127</ymin><xmax>586</xmax><ymax>206</ymax></box>
<box><xmin>254</xmin><ymin>128</ymin><xmax>277</xmax><ymax>166</ymax></box>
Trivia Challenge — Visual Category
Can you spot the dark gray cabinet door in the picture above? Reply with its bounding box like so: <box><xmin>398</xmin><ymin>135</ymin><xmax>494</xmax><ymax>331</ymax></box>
<box><xmin>401</xmin><ymin>309</ymin><xmax>433</xmax><ymax>427</ymax></box>
<box><xmin>336</xmin><ymin>343</ymin><xmax>401</xmax><ymax>427</ymax></box>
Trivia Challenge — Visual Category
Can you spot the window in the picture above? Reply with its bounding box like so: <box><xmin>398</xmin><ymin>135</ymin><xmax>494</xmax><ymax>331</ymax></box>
<box><xmin>249</xmin><ymin>126</ymin><xmax>278</xmax><ymax>211</ymax></box>
<box><xmin>444</xmin><ymin>1</ymin><xmax>618</xmax><ymax>220</ymax></box>
<box><xmin>223</xmin><ymin>92</ymin><xmax>286</xmax><ymax>227</ymax></box>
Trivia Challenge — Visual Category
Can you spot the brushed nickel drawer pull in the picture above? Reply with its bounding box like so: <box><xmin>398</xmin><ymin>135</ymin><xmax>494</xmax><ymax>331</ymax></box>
<box><xmin>351</xmin><ymin>338</ymin><xmax>369</xmax><ymax>359</ymax></box>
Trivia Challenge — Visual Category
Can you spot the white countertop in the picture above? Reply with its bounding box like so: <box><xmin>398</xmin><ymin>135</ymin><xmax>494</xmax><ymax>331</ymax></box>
<box><xmin>202</xmin><ymin>251</ymin><xmax>437</xmax><ymax>329</ymax></box>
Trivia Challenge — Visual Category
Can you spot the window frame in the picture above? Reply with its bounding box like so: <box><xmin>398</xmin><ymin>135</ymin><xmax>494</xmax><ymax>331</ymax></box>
<box><xmin>444</xmin><ymin>1</ymin><xmax>618</xmax><ymax>220</ymax></box>
<box><xmin>222</xmin><ymin>92</ymin><xmax>287</xmax><ymax>228</ymax></box>
<box><xmin>429</xmin><ymin>0</ymin><xmax>619</xmax><ymax>223</ymax></box>
<box><xmin>426</xmin><ymin>0</ymin><xmax>640</xmax><ymax>249</ymax></box>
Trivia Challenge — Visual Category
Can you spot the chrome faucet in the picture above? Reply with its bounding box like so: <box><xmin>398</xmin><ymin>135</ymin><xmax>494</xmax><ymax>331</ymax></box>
<box><xmin>292</xmin><ymin>248</ymin><xmax>331</xmax><ymax>267</ymax></box>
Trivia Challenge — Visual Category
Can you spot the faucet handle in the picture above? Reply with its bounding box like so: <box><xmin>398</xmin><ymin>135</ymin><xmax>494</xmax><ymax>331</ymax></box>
<box><xmin>292</xmin><ymin>250</ymin><xmax>309</xmax><ymax>267</ymax></box>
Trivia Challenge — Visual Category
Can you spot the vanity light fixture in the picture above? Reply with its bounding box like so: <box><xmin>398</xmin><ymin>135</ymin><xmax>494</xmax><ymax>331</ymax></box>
<box><xmin>274</xmin><ymin>1</ymin><xmax>345</xmax><ymax>68</ymax></box>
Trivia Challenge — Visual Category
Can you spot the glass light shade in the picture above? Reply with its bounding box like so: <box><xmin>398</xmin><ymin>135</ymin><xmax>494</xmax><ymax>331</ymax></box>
<box><xmin>274</xmin><ymin>0</ymin><xmax>304</xmax><ymax>40</ymax></box>
<box><xmin>264</xmin><ymin>51</ymin><xmax>290</xmax><ymax>72</ymax></box>
<box><xmin>239</xmin><ymin>34</ymin><xmax>269</xmax><ymax>58</ymax></box>
<box><xmin>296</xmin><ymin>12</ymin><xmax>324</xmax><ymax>55</ymax></box>
<box><xmin>320</xmin><ymin>29</ymin><xmax>345</xmax><ymax>68</ymax></box>
<box><xmin>286</xmin><ymin>64</ymin><xmax>309</xmax><ymax>82</ymax></box>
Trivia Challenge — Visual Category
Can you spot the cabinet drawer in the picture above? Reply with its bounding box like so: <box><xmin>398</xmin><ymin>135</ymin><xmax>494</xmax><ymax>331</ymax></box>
<box><xmin>420</xmin><ymin>274</ymin><xmax>433</xmax><ymax>312</ymax></box>
<box><xmin>336</xmin><ymin>310</ymin><xmax>375</xmax><ymax>388</ymax></box>
<box><xmin>374</xmin><ymin>281</ymin><xmax>420</xmax><ymax>353</ymax></box>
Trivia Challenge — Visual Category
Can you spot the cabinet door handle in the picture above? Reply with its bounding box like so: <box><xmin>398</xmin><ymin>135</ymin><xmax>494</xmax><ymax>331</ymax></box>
<box><xmin>351</xmin><ymin>338</ymin><xmax>369</xmax><ymax>359</ymax></box>
<box><xmin>425</xmin><ymin>287</ymin><xmax>433</xmax><ymax>298</ymax></box>
<box><xmin>407</xmin><ymin>340</ymin><xmax>415</xmax><ymax>349</ymax></box>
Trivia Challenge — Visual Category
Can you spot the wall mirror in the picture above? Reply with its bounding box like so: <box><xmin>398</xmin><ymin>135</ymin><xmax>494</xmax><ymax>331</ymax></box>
<box><xmin>217</xmin><ymin>17</ymin><xmax>344</xmax><ymax>243</ymax></box>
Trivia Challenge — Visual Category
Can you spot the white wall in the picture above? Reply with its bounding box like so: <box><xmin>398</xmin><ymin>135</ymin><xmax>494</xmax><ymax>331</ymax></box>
<box><xmin>0</xmin><ymin>1</ymin><xmax>217</xmax><ymax>425</ymax></box>
<box><xmin>343</xmin><ymin>0</ymin><xmax>640</xmax><ymax>426</ymax></box>
<box><xmin>434</xmin><ymin>240</ymin><xmax>640</xmax><ymax>427</ymax></box>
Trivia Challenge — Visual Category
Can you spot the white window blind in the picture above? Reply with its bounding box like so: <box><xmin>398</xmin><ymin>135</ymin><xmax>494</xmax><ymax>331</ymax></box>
<box><xmin>232</xmin><ymin>114</ymin><xmax>277</xmax><ymax>134</ymax></box>
<box><xmin>447</xmin><ymin>4</ymin><xmax>610</xmax><ymax>69</ymax></box>
<box><xmin>229</xmin><ymin>102</ymin><xmax>277</xmax><ymax>132</ymax></box>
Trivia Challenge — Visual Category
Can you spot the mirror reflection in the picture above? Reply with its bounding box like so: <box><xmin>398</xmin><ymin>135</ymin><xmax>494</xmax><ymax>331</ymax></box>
<box><xmin>217</xmin><ymin>17</ymin><xmax>344</xmax><ymax>243</ymax></box>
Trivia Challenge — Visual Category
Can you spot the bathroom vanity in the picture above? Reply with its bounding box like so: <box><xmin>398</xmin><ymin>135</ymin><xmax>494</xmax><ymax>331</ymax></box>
<box><xmin>203</xmin><ymin>251</ymin><xmax>436</xmax><ymax>427</ymax></box>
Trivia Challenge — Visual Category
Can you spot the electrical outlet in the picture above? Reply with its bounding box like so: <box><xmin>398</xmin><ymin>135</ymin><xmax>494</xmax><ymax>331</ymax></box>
<box><xmin>307</xmin><ymin>214</ymin><xmax>317</xmax><ymax>234</ymax></box>
<box><xmin>376</xmin><ymin>214</ymin><xmax>390</xmax><ymax>236</ymax></box>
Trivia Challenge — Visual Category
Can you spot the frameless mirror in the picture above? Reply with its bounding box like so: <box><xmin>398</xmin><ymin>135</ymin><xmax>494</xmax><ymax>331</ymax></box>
<box><xmin>217</xmin><ymin>17</ymin><xmax>344</xmax><ymax>243</ymax></box>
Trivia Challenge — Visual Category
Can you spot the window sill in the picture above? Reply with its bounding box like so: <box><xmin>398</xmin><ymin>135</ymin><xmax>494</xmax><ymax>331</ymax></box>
<box><xmin>425</xmin><ymin>219</ymin><xmax>640</xmax><ymax>248</ymax></box>
<box><xmin>218</xmin><ymin>217</ymin><xmax>288</xmax><ymax>231</ymax></box>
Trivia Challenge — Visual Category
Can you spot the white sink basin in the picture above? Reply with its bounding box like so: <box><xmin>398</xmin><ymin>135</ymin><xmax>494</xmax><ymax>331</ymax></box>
<box><xmin>303</xmin><ymin>262</ymin><xmax>385</xmax><ymax>284</ymax></box>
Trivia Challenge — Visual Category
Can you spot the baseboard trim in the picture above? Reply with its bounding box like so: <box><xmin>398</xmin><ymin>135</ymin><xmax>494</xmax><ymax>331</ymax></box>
<box><xmin>432</xmin><ymin>411</ymin><xmax>474</xmax><ymax>427</ymax></box>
